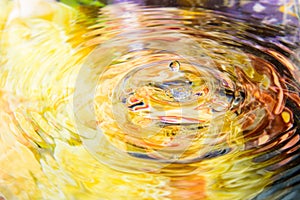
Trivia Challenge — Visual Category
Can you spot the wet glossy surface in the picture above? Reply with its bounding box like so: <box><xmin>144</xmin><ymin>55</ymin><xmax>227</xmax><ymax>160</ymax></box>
<box><xmin>0</xmin><ymin>0</ymin><xmax>299</xmax><ymax>199</ymax></box>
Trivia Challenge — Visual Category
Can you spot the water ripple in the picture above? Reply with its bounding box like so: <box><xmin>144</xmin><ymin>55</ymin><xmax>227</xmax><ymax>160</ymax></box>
<box><xmin>0</xmin><ymin>1</ymin><xmax>299</xmax><ymax>200</ymax></box>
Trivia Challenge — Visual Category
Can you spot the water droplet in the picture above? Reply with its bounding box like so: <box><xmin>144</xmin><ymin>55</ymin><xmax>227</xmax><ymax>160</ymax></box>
<box><xmin>169</xmin><ymin>60</ymin><xmax>180</xmax><ymax>72</ymax></box>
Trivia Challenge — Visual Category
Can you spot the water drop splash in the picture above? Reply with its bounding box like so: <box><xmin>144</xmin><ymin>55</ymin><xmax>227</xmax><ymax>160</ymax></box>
<box><xmin>0</xmin><ymin>1</ymin><xmax>299</xmax><ymax>200</ymax></box>
<box><xmin>169</xmin><ymin>83</ymin><xmax>192</xmax><ymax>102</ymax></box>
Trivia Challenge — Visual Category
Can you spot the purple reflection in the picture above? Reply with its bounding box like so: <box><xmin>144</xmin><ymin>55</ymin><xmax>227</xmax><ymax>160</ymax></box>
<box><xmin>109</xmin><ymin>0</ymin><xmax>145</xmax><ymax>5</ymax></box>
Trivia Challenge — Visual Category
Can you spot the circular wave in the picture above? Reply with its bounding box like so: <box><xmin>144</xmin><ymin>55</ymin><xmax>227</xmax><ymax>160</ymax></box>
<box><xmin>73</xmin><ymin>3</ymin><xmax>300</xmax><ymax>199</ymax></box>
<box><xmin>1</xmin><ymin>1</ymin><xmax>299</xmax><ymax>199</ymax></box>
